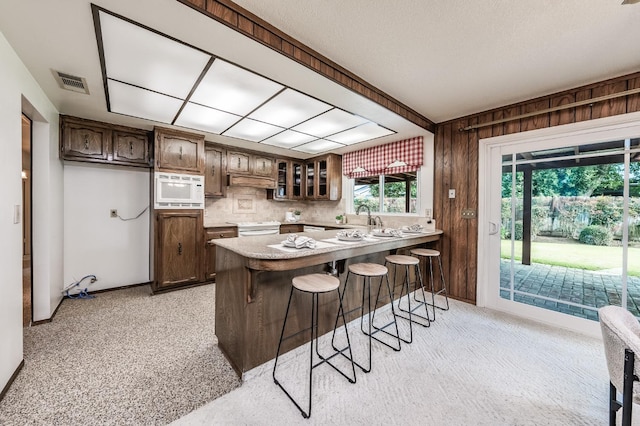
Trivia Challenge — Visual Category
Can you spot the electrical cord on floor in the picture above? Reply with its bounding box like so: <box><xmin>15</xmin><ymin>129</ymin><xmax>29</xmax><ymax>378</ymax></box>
<box><xmin>62</xmin><ymin>274</ymin><xmax>97</xmax><ymax>299</ymax></box>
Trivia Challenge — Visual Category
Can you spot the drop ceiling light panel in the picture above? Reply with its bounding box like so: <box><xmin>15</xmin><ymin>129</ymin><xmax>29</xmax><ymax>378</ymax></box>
<box><xmin>99</xmin><ymin>11</ymin><xmax>211</xmax><ymax>99</ymax></box>
<box><xmin>223</xmin><ymin>118</ymin><xmax>284</xmax><ymax>142</ymax></box>
<box><xmin>260</xmin><ymin>130</ymin><xmax>317</xmax><ymax>148</ymax></box>
<box><xmin>107</xmin><ymin>80</ymin><xmax>183</xmax><ymax>123</ymax></box>
<box><xmin>174</xmin><ymin>103</ymin><xmax>241</xmax><ymax>134</ymax></box>
<box><xmin>248</xmin><ymin>88</ymin><xmax>332</xmax><ymax>127</ymax></box>
<box><xmin>327</xmin><ymin>122</ymin><xmax>395</xmax><ymax>145</ymax></box>
<box><xmin>293</xmin><ymin>139</ymin><xmax>345</xmax><ymax>154</ymax></box>
<box><xmin>292</xmin><ymin>109</ymin><xmax>368</xmax><ymax>138</ymax></box>
<box><xmin>190</xmin><ymin>59</ymin><xmax>284</xmax><ymax>115</ymax></box>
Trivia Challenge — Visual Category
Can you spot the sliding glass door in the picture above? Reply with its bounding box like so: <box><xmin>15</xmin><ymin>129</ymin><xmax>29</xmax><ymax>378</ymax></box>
<box><xmin>483</xmin><ymin>129</ymin><xmax>640</xmax><ymax>327</ymax></box>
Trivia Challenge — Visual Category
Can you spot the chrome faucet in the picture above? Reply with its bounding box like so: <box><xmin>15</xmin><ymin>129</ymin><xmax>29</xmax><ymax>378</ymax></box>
<box><xmin>374</xmin><ymin>216</ymin><xmax>383</xmax><ymax>229</ymax></box>
<box><xmin>355</xmin><ymin>204</ymin><xmax>375</xmax><ymax>227</ymax></box>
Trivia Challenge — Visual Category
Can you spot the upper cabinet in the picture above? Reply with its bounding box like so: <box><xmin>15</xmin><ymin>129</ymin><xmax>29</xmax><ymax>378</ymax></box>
<box><xmin>306</xmin><ymin>154</ymin><xmax>342</xmax><ymax>200</ymax></box>
<box><xmin>154</xmin><ymin>127</ymin><xmax>205</xmax><ymax>174</ymax></box>
<box><xmin>252</xmin><ymin>156</ymin><xmax>275</xmax><ymax>177</ymax></box>
<box><xmin>60</xmin><ymin>115</ymin><xmax>151</xmax><ymax>167</ymax></box>
<box><xmin>270</xmin><ymin>155</ymin><xmax>341</xmax><ymax>201</ymax></box>
<box><xmin>204</xmin><ymin>145</ymin><xmax>226</xmax><ymax>198</ymax></box>
<box><xmin>227</xmin><ymin>151</ymin><xmax>250</xmax><ymax>174</ymax></box>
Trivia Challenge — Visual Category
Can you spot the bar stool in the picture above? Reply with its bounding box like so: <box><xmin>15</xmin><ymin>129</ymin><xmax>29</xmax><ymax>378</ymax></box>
<box><xmin>410</xmin><ymin>248</ymin><xmax>449</xmax><ymax>320</ymax></box>
<box><xmin>385</xmin><ymin>254</ymin><xmax>432</xmax><ymax>344</ymax></box>
<box><xmin>273</xmin><ymin>273</ymin><xmax>356</xmax><ymax>419</ymax></box>
<box><xmin>333</xmin><ymin>262</ymin><xmax>401</xmax><ymax>374</ymax></box>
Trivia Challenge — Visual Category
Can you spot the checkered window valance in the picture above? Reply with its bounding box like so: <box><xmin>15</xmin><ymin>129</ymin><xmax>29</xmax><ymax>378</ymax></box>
<box><xmin>342</xmin><ymin>137</ymin><xmax>424</xmax><ymax>178</ymax></box>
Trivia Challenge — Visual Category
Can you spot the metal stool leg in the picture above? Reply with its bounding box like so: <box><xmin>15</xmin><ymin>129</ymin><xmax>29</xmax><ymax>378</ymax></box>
<box><xmin>370</xmin><ymin>273</ymin><xmax>401</xmax><ymax>351</ymax></box>
<box><xmin>394</xmin><ymin>262</ymin><xmax>431</xmax><ymax>329</ymax></box>
<box><xmin>274</xmin><ymin>283</ymin><xmax>356</xmax><ymax>419</ymax></box>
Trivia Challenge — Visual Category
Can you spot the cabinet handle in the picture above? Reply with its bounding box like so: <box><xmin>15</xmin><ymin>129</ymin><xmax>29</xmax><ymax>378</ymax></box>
<box><xmin>178</xmin><ymin>242</ymin><xmax>182</xmax><ymax>255</ymax></box>
<box><xmin>237</xmin><ymin>157</ymin><xmax>241</xmax><ymax>168</ymax></box>
<box><xmin>219</xmin><ymin>233</ymin><xmax>225</xmax><ymax>238</ymax></box>
<box><xmin>84</xmin><ymin>135</ymin><xmax>89</xmax><ymax>150</ymax></box>
<box><xmin>262</xmin><ymin>160</ymin><xmax>265</xmax><ymax>170</ymax></box>
<box><xmin>211</xmin><ymin>164</ymin><xmax>215</xmax><ymax>175</ymax></box>
<box><xmin>179</xmin><ymin>146</ymin><xmax>183</xmax><ymax>160</ymax></box>
<box><xmin>129</xmin><ymin>141</ymin><xmax>133</xmax><ymax>156</ymax></box>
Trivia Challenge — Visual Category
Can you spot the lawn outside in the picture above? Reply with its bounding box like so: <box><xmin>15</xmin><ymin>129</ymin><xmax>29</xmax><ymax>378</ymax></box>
<box><xmin>500</xmin><ymin>238</ymin><xmax>640</xmax><ymax>277</ymax></box>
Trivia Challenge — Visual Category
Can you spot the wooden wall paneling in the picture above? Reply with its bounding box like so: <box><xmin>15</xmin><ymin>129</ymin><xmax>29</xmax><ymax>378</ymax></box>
<box><xmin>437</xmin><ymin>124</ymin><xmax>452</xmax><ymax>294</ymax></box>
<box><xmin>627</xmin><ymin>77</ymin><xmax>640</xmax><ymax>112</ymax></box>
<box><xmin>550</xmin><ymin>93</ymin><xmax>575</xmax><ymax>126</ymax></box>
<box><xmin>465</xmin><ymin>118</ymin><xmax>479</xmax><ymax>302</ymax></box>
<box><xmin>575</xmin><ymin>89</ymin><xmax>592</xmax><ymax>122</ymax></box>
<box><xmin>492</xmin><ymin>109</ymin><xmax>505</xmax><ymax>137</ymax></box>
<box><xmin>450</xmin><ymin>118</ymin><xmax>469</xmax><ymax>300</ymax></box>
<box><xmin>205</xmin><ymin>0</ymin><xmax>237</xmax><ymax>26</ymax></box>
<box><xmin>591</xmin><ymin>81</ymin><xmax>628</xmax><ymax>119</ymax></box>
<box><xmin>521</xmin><ymin>99</ymin><xmax>550</xmax><ymax>132</ymax></box>
<box><xmin>628</xmin><ymin>77</ymin><xmax>640</xmax><ymax>113</ymax></box>
<box><xmin>503</xmin><ymin>106</ymin><xmax>521</xmax><ymax>135</ymax></box>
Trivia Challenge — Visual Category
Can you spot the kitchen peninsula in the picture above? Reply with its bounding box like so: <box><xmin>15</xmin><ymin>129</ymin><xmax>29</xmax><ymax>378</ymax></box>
<box><xmin>214</xmin><ymin>228</ymin><xmax>442</xmax><ymax>377</ymax></box>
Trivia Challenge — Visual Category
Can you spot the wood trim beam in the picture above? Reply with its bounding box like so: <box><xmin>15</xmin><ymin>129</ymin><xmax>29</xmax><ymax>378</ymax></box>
<box><xmin>176</xmin><ymin>0</ymin><xmax>436</xmax><ymax>133</ymax></box>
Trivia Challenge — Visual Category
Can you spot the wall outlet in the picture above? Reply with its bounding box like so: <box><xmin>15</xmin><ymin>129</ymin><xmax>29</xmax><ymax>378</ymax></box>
<box><xmin>424</xmin><ymin>208</ymin><xmax>432</xmax><ymax>219</ymax></box>
<box><xmin>448</xmin><ymin>189</ymin><xmax>456</xmax><ymax>199</ymax></box>
<box><xmin>110</xmin><ymin>209</ymin><xmax>118</xmax><ymax>218</ymax></box>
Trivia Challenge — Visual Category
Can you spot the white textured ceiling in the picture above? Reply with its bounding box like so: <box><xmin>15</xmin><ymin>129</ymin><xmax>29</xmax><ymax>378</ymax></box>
<box><xmin>1</xmin><ymin>0</ymin><xmax>639</xmax><ymax>158</ymax></box>
<box><xmin>235</xmin><ymin>0</ymin><xmax>640</xmax><ymax>122</ymax></box>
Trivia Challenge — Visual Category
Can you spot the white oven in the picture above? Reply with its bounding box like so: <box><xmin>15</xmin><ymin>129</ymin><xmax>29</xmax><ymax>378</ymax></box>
<box><xmin>235</xmin><ymin>221</ymin><xmax>281</xmax><ymax>237</ymax></box>
<box><xmin>154</xmin><ymin>172</ymin><xmax>204</xmax><ymax>209</ymax></box>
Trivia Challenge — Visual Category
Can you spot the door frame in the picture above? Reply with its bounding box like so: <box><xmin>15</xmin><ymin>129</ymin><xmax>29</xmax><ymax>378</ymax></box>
<box><xmin>478</xmin><ymin>110</ymin><xmax>640</xmax><ymax>338</ymax></box>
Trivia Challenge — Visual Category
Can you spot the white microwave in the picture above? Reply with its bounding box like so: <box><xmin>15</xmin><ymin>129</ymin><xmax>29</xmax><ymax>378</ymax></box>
<box><xmin>154</xmin><ymin>172</ymin><xmax>204</xmax><ymax>209</ymax></box>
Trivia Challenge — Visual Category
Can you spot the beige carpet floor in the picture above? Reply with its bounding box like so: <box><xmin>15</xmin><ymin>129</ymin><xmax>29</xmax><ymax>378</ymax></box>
<box><xmin>174</xmin><ymin>298</ymin><xmax>612</xmax><ymax>425</ymax></box>
<box><xmin>0</xmin><ymin>284</ymin><xmax>241</xmax><ymax>425</ymax></box>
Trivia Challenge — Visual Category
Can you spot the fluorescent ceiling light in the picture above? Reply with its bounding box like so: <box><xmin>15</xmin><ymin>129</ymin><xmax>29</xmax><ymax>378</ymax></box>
<box><xmin>292</xmin><ymin>139</ymin><xmax>345</xmax><ymax>154</ymax></box>
<box><xmin>223</xmin><ymin>118</ymin><xmax>284</xmax><ymax>142</ymax></box>
<box><xmin>99</xmin><ymin>11</ymin><xmax>211</xmax><ymax>99</ymax></box>
<box><xmin>190</xmin><ymin>59</ymin><xmax>284</xmax><ymax>115</ymax></box>
<box><xmin>261</xmin><ymin>130</ymin><xmax>317</xmax><ymax>148</ymax></box>
<box><xmin>174</xmin><ymin>103</ymin><xmax>241</xmax><ymax>134</ymax></box>
<box><xmin>107</xmin><ymin>79</ymin><xmax>183</xmax><ymax>123</ymax></box>
<box><xmin>327</xmin><ymin>122</ymin><xmax>395</xmax><ymax>144</ymax></box>
<box><xmin>248</xmin><ymin>88</ymin><xmax>332</xmax><ymax>127</ymax></box>
<box><xmin>292</xmin><ymin>109</ymin><xmax>368</xmax><ymax>137</ymax></box>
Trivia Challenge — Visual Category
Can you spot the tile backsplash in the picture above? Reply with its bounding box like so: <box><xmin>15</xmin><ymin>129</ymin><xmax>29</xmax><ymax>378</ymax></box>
<box><xmin>204</xmin><ymin>186</ymin><xmax>345</xmax><ymax>224</ymax></box>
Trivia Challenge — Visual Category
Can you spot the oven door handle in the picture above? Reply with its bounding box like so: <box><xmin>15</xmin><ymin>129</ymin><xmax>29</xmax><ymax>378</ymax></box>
<box><xmin>238</xmin><ymin>229</ymin><xmax>280</xmax><ymax>236</ymax></box>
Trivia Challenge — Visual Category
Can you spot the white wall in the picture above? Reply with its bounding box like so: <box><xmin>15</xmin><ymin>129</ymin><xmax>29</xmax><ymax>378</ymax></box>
<box><xmin>0</xmin><ymin>31</ymin><xmax>63</xmax><ymax>391</ymax></box>
<box><xmin>63</xmin><ymin>164</ymin><xmax>150</xmax><ymax>292</ymax></box>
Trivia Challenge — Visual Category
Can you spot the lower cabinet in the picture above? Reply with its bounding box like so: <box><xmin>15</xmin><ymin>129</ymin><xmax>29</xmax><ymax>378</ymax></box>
<box><xmin>204</xmin><ymin>226</ymin><xmax>238</xmax><ymax>282</ymax></box>
<box><xmin>154</xmin><ymin>210</ymin><xmax>203</xmax><ymax>291</ymax></box>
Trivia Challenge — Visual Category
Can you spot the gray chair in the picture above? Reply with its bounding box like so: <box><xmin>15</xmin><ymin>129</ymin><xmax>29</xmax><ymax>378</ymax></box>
<box><xmin>599</xmin><ymin>305</ymin><xmax>640</xmax><ymax>426</ymax></box>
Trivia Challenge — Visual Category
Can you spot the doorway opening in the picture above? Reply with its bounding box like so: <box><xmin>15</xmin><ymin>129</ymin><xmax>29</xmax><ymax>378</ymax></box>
<box><xmin>22</xmin><ymin>114</ymin><xmax>32</xmax><ymax>327</ymax></box>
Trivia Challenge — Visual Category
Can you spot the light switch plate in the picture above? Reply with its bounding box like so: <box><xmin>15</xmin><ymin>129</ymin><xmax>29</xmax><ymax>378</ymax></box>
<box><xmin>14</xmin><ymin>205</ymin><xmax>21</xmax><ymax>224</ymax></box>
<box><xmin>461</xmin><ymin>208</ymin><xmax>477</xmax><ymax>219</ymax></box>
<box><xmin>448</xmin><ymin>189</ymin><xmax>456</xmax><ymax>199</ymax></box>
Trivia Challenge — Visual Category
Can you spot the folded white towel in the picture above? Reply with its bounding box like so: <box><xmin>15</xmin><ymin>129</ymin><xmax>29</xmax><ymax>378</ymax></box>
<box><xmin>282</xmin><ymin>234</ymin><xmax>317</xmax><ymax>249</ymax></box>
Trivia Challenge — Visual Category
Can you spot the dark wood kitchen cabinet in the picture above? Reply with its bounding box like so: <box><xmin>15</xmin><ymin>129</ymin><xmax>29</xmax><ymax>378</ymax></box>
<box><xmin>154</xmin><ymin>210</ymin><xmax>203</xmax><ymax>291</ymax></box>
<box><xmin>204</xmin><ymin>226</ymin><xmax>237</xmax><ymax>281</ymax></box>
<box><xmin>60</xmin><ymin>115</ymin><xmax>152</xmax><ymax>167</ymax></box>
<box><xmin>227</xmin><ymin>151</ymin><xmax>250</xmax><ymax>174</ymax></box>
<box><xmin>154</xmin><ymin>127</ymin><xmax>205</xmax><ymax>174</ymax></box>
<box><xmin>252</xmin><ymin>155</ymin><xmax>275</xmax><ymax>177</ymax></box>
<box><xmin>305</xmin><ymin>154</ymin><xmax>342</xmax><ymax>200</ymax></box>
<box><xmin>205</xmin><ymin>145</ymin><xmax>226</xmax><ymax>197</ymax></box>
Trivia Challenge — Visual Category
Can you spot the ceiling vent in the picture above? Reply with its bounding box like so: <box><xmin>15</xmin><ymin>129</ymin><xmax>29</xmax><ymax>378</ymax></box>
<box><xmin>53</xmin><ymin>70</ymin><xmax>90</xmax><ymax>94</ymax></box>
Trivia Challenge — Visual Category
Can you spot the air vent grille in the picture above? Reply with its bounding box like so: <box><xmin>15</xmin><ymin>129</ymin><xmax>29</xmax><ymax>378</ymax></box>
<box><xmin>53</xmin><ymin>70</ymin><xmax>90</xmax><ymax>94</ymax></box>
